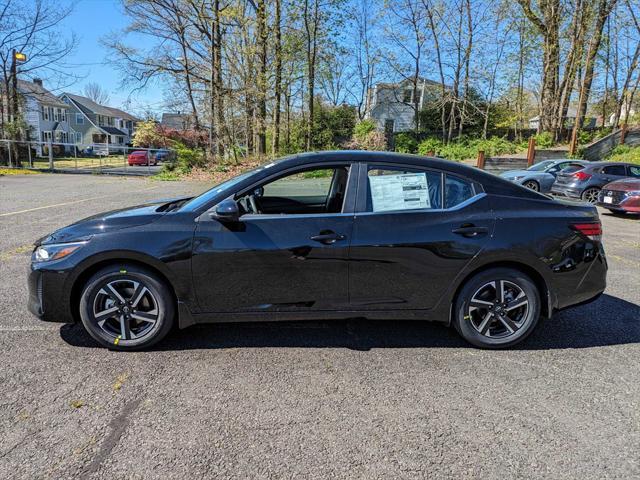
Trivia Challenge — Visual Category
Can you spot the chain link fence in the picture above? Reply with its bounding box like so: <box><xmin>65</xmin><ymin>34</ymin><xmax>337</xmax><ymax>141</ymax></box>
<box><xmin>0</xmin><ymin>139</ymin><xmax>176</xmax><ymax>176</ymax></box>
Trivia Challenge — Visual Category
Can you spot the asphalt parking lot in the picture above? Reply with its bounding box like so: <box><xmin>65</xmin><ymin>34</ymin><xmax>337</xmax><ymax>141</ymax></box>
<box><xmin>1</xmin><ymin>173</ymin><xmax>639</xmax><ymax>479</ymax></box>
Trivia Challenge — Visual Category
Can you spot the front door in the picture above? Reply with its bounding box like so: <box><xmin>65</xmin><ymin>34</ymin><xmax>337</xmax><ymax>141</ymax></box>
<box><xmin>348</xmin><ymin>163</ymin><xmax>495</xmax><ymax>311</ymax></box>
<box><xmin>192</xmin><ymin>163</ymin><xmax>356</xmax><ymax>313</ymax></box>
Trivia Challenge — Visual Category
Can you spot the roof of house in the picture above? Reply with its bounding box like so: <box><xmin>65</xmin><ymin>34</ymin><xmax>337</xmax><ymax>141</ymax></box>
<box><xmin>62</xmin><ymin>93</ymin><xmax>139</xmax><ymax>121</ymax></box>
<box><xmin>17</xmin><ymin>80</ymin><xmax>68</xmax><ymax>108</ymax></box>
<box><xmin>374</xmin><ymin>77</ymin><xmax>444</xmax><ymax>90</ymax></box>
<box><xmin>101</xmin><ymin>126</ymin><xmax>128</xmax><ymax>136</ymax></box>
<box><xmin>105</xmin><ymin>106</ymin><xmax>139</xmax><ymax>122</ymax></box>
<box><xmin>160</xmin><ymin>112</ymin><xmax>195</xmax><ymax>130</ymax></box>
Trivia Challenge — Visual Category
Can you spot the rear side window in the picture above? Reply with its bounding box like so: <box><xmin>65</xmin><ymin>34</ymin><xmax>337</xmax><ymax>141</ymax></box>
<box><xmin>445</xmin><ymin>175</ymin><xmax>475</xmax><ymax>208</ymax></box>
<box><xmin>628</xmin><ymin>166</ymin><xmax>640</xmax><ymax>178</ymax></box>
<box><xmin>602</xmin><ymin>165</ymin><xmax>627</xmax><ymax>176</ymax></box>
<box><xmin>367</xmin><ymin>167</ymin><xmax>442</xmax><ymax>212</ymax></box>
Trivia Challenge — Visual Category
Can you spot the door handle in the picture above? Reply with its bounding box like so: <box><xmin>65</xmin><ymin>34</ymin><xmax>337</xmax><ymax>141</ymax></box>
<box><xmin>452</xmin><ymin>225</ymin><xmax>488</xmax><ymax>237</ymax></box>
<box><xmin>310</xmin><ymin>231</ymin><xmax>346</xmax><ymax>244</ymax></box>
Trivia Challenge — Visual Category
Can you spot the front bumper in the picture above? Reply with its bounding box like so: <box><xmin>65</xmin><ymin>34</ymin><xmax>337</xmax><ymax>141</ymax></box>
<box><xmin>28</xmin><ymin>267</ymin><xmax>76</xmax><ymax>323</ymax></box>
<box><xmin>597</xmin><ymin>195</ymin><xmax>640</xmax><ymax>213</ymax></box>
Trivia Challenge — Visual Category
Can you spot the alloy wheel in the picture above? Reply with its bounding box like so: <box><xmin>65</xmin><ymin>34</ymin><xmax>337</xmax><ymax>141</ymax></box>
<box><xmin>467</xmin><ymin>280</ymin><xmax>529</xmax><ymax>339</ymax></box>
<box><xmin>92</xmin><ymin>279</ymin><xmax>160</xmax><ymax>341</ymax></box>
<box><xmin>582</xmin><ymin>188</ymin><xmax>600</xmax><ymax>204</ymax></box>
<box><xmin>523</xmin><ymin>180</ymin><xmax>539</xmax><ymax>191</ymax></box>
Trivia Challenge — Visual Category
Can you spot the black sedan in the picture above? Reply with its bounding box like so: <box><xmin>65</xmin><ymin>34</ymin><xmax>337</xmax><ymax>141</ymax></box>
<box><xmin>28</xmin><ymin>151</ymin><xmax>607</xmax><ymax>350</ymax></box>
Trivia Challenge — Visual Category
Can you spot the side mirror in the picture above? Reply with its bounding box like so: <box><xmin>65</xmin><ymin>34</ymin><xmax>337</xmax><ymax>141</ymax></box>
<box><xmin>210</xmin><ymin>198</ymin><xmax>240</xmax><ymax>222</ymax></box>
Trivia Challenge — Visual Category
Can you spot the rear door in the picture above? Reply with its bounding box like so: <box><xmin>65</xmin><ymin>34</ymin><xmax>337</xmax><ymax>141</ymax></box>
<box><xmin>348</xmin><ymin>163</ymin><xmax>495</xmax><ymax>311</ymax></box>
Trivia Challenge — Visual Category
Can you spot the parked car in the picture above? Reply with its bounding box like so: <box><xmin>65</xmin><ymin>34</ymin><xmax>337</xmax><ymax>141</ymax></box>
<box><xmin>28</xmin><ymin>151</ymin><xmax>607</xmax><ymax>351</ymax></box>
<box><xmin>551</xmin><ymin>162</ymin><xmax>640</xmax><ymax>203</ymax></box>
<box><xmin>500</xmin><ymin>159</ymin><xmax>588</xmax><ymax>192</ymax></box>
<box><xmin>155</xmin><ymin>149</ymin><xmax>175</xmax><ymax>163</ymax></box>
<box><xmin>596</xmin><ymin>178</ymin><xmax>640</xmax><ymax>214</ymax></box>
<box><xmin>127</xmin><ymin>150</ymin><xmax>156</xmax><ymax>166</ymax></box>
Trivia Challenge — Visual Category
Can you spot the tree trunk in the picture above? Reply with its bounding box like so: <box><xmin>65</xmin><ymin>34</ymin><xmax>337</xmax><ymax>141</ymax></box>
<box><xmin>273</xmin><ymin>0</ymin><xmax>282</xmax><ymax>156</ymax></box>
<box><xmin>570</xmin><ymin>0</ymin><xmax>618</xmax><ymax>155</ymax></box>
<box><xmin>256</xmin><ymin>0</ymin><xmax>267</xmax><ymax>157</ymax></box>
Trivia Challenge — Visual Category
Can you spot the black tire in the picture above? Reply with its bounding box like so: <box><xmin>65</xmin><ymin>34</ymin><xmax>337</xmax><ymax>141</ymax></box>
<box><xmin>79</xmin><ymin>264</ymin><xmax>175</xmax><ymax>350</ymax></box>
<box><xmin>581</xmin><ymin>187</ymin><xmax>600</xmax><ymax>204</ymax></box>
<box><xmin>453</xmin><ymin>268</ymin><xmax>541</xmax><ymax>349</ymax></box>
<box><xmin>523</xmin><ymin>180</ymin><xmax>539</xmax><ymax>191</ymax></box>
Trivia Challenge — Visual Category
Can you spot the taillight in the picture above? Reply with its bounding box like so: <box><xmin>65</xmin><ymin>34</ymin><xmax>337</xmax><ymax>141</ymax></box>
<box><xmin>573</xmin><ymin>171</ymin><xmax>592</xmax><ymax>181</ymax></box>
<box><xmin>571</xmin><ymin>222</ymin><xmax>602</xmax><ymax>241</ymax></box>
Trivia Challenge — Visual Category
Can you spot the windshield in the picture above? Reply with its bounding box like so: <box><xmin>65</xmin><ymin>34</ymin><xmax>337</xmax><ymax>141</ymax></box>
<box><xmin>527</xmin><ymin>160</ymin><xmax>555</xmax><ymax>172</ymax></box>
<box><xmin>179</xmin><ymin>163</ymin><xmax>271</xmax><ymax>212</ymax></box>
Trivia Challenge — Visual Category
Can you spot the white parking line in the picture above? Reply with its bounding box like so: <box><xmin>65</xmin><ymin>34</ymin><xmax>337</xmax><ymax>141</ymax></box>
<box><xmin>0</xmin><ymin>185</ymin><xmax>159</xmax><ymax>217</ymax></box>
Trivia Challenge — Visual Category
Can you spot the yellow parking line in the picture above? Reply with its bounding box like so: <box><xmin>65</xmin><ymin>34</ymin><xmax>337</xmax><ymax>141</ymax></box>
<box><xmin>0</xmin><ymin>186</ymin><xmax>159</xmax><ymax>217</ymax></box>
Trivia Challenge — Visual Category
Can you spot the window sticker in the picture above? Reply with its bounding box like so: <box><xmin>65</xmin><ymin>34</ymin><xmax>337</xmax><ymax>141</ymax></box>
<box><xmin>369</xmin><ymin>173</ymin><xmax>430</xmax><ymax>212</ymax></box>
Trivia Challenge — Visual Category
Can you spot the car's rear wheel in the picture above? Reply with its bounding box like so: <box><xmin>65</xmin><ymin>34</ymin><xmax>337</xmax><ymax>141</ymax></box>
<box><xmin>523</xmin><ymin>180</ymin><xmax>539</xmax><ymax>191</ymax></box>
<box><xmin>453</xmin><ymin>268</ymin><xmax>540</xmax><ymax>348</ymax></box>
<box><xmin>79</xmin><ymin>265</ymin><xmax>174</xmax><ymax>350</ymax></box>
<box><xmin>581</xmin><ymin>187</ymin><xmax>600</xmax><ymax>204</ymax></box>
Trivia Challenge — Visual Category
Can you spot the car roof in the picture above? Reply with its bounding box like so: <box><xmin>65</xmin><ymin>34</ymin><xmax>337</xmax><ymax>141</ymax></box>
<box><xmin>272</xmin><ymin>150</ymin><xmax>545</xmax><ymax>199</ymax></box>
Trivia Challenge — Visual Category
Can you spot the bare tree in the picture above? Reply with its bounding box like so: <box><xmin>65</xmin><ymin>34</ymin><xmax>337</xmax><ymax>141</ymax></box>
<box><xmin>83</xmin><ymin>82</ymin><xmax>111</xmax><ymax>104</ymax></box>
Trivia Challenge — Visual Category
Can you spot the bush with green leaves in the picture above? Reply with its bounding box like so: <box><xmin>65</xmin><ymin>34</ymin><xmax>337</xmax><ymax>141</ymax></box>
<box><xmin>395</xmin><ymin>133</ymin><xmax>418</xmax><ymax>153</ymax></box>
<box><xmin>416</xmin><ymin>136</ymin><xmax>524</xmax><ymax>161</ymax></box>
<box><xmin>533</xmin><ymin>131</ymin><xmax>554</xmax><ymax>148</ymax></box>
<box><xmin>353</xmin><ymin>120</ymin><xmax>376</xmax><ymax>141</ymax></box>
<box><xmin>607</xmin><ymin>144</ymin><xmax>640</xmax><ymax>165</ymax></box>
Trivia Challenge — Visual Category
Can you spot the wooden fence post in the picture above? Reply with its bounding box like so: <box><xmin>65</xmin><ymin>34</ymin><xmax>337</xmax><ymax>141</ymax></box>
<box><xmin>476</xmin><ymin>150</ymin><xmax>485</xmax><ymax>170</ymax></box>
<box><xmin>620</xmin><ymin>124</ymin><xmax>627</xmax><ymax>145</ymax></box>
<box><xmin>48</xmin><ymin>141</ymin><xmax>53</xmax><ymax>170</ymax></box>
<box><xmin>526</xmin><ymin>137</ymin><xmax>536</xmax><ymax>167</ymax></box>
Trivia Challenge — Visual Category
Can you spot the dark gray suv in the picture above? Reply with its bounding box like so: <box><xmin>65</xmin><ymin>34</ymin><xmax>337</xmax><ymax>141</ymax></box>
<box><xmin>551</xmin><ymin>162</ymin><xmax>640</xmax><ymax>203</ymax></box>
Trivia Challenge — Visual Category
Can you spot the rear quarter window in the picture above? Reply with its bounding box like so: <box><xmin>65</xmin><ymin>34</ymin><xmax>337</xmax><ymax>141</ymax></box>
<box><xmin>445</xmin><ymin>175</ymin><xmax>475</xmax><ymax>208</ymax></box>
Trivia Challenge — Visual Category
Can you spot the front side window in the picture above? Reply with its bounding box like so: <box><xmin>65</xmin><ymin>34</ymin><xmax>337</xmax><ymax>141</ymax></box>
<box><xmin>366</xmin><ymin>167</ymin><xmax>442</xmax><ymax>212</ymax></box>
<box><xmin>628</xmin><ymin>166</ymin><xmax>640</xmax><ymax>178</ymax></box>
<box><xmin>238</xmin><ymin>166</ymin><xmax>350</xmax><ymax>215</ymax></box>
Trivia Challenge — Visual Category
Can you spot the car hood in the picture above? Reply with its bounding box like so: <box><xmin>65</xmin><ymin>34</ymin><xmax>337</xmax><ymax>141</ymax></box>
<box><xmin>603</xmin><ymin>178</ymin><xmax>640</xmax><ymax>191</ymax></box>
<box><xmin>35</xmin><ymin>196</ymin><xmax>191</xmax><ymax>246</ymax></box>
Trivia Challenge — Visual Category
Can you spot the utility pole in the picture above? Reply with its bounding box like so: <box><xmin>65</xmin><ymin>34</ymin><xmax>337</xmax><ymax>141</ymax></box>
<box><xmin>10</xmin><ymin>50</ymin><xmax>27</xmax><ymax>167</ymax></box>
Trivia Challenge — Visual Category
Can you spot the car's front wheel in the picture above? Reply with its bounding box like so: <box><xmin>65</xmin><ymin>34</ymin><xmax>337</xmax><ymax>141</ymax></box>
<box><xmin>79</xmin><ymin>264</ymin><xmax>175</xmax><ymax>350</ymax></box>
<box><xmin>453</xmin><ymin>268</ymin><xmax>540</xmax><ymax>348</ymax></box>
<box><xmin>523</xmin><ymin>180</ymin><xmax>539</xmax><ymax>191</ymax></box>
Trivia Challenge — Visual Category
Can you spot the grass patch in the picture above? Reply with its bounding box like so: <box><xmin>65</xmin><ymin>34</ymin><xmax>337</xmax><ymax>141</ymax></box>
<box><xmin>0</xmin><ymin>168</ymin><xmax>41</xmax><ymax>175</ymax></box>
<box><xmin>606</xmin><ymin>145</ymin><xmax>640</xmax><ymax>165</ymax></box>
<box><xmin>416</xmin><ymin>136</ymin><xmax>527</xmax><ymax>161</ymax></box>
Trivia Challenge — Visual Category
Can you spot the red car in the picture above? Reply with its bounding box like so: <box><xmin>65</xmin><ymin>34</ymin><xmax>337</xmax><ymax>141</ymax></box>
<box><xmin>127</xmin><ymin>150</ymin><xmax>156</xmax><ymax>166</ymax></box>
<box><xmin>597</xmin><ymin>178</ymin><xmax>640</xmax><ymax>214</ymax></box>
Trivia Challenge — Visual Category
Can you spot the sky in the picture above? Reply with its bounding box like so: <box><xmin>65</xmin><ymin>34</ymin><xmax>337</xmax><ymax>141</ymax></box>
<box><xmin>57</xmin><ymin>0</ymin><xmax>164</xmax><ymax>113</ymax></box>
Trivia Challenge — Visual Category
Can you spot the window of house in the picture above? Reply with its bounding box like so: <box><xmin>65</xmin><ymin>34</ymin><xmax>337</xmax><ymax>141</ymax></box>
<box><xmin>236</xmin><ymin>166</ymin><xmax>351</xmax><ymax>215</ymax></box>
<box><xmin>48</xmin><ymin>107</ymin><xmax>54</xmax><ymax>120</ymax></box>
<box><xmin>75</xmin><ymin>132</ymin><xmax>82</xmax><ymax>143</ymax></box>
<box><xmin>76</xmin><ymin>113</ymin><xmax>84</xmax><ymax>125</ymax></box>
<box><xmin>53</xmin><ymin>108</ymin><xmax>59</xmax><ymax>121</ymax></box>
<box><xmin>366</xmin><ymin>167</ymin><xmax>442</xmax><ymax>212</ymax></box>
<box><xmin>41</xmin><ymin>131</ymin><xmax>52</xmax><ymax>142</ymax></box>
<box><xmin>61</xmin><ymin>110</ymin><xmax>67</xmax><ymax>122</ymax></box>
<box><xmin>41</xmin><ymin>105</ymin><xmax>47</xmax><ymax>120</ymax></box>
<box><xmin>402</xmin><ymin>89</ymin><xmax>413</xmax><ymax>103</ymax></box>
<box><xmin>444</xmin><ymin>174</ymin><xmax>476</xmax><ymax>208</ymax></box>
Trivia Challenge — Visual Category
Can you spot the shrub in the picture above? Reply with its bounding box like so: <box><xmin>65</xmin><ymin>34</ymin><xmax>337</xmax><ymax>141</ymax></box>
<box><xmin>353</xmin><ymin>120</ymin><xmax>376</xmax><ymax>141</ymax></box>
<box><xmin>533</xmin><ymin>131</ymin><xmax>554</xmax><ymax>148</ymax></box>
<box><xmin>417</xmin><ymin>137</ymin><xmax>443</xmax><ymax>156</ymax></box>
<box><xmin>395</xmin><ymin>133</ymin><xmax>418</xmax><ymax>153</ymax></box>
<box><xmin>345</xmin><ymin>130</ymin><xmax>387</xmax><ymax>151</ymax></box>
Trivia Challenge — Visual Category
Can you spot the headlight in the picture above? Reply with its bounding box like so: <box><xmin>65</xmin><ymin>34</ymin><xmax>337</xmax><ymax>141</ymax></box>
<box><xmin>512</xmin><ymin>176</ymin><xmax>525</xmax><ymax>181</ymax></box>
<box><xmin>33</xmin><ymin>241</ymin><xmax>87</xmax><ymax>262</ymax></box>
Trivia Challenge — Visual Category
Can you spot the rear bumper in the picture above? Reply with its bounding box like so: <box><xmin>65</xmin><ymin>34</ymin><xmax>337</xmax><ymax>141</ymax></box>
<box><xmin>551</xmin><ymin>184</ymin><xmax>582</xmax><ymax>198</ymax></box>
